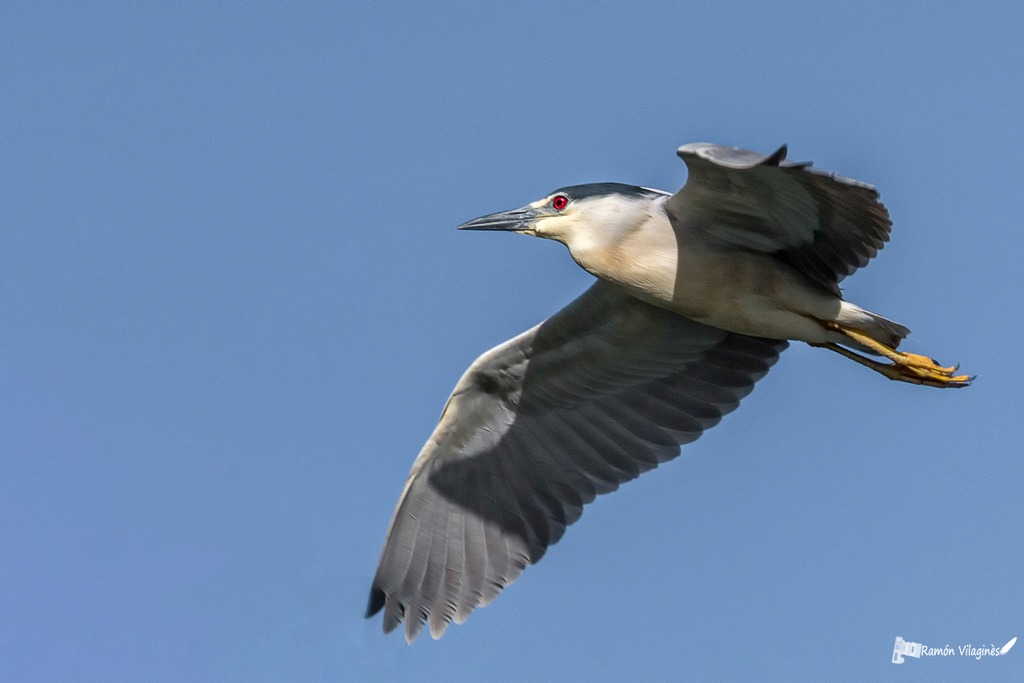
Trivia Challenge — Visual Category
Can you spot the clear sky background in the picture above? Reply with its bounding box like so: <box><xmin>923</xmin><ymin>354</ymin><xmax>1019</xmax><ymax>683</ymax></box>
<box><xmin>3</xmin><ymin>3</ymin><xmax>1022</xmax><ymax>682</ymax></box>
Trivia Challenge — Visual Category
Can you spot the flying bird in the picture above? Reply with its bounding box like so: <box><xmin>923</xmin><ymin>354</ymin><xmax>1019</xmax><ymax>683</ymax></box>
<box><xmin>366</xmin><ymin>143</ymin><xmax>971</xmax><ymax>643</ymax></box>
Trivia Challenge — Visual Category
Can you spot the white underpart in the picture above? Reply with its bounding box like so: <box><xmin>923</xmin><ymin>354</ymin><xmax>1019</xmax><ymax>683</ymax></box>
<box><xmin>556</xmin><ymin>195</ymin><xmax>904</xmax><ymax>346</ymax></box>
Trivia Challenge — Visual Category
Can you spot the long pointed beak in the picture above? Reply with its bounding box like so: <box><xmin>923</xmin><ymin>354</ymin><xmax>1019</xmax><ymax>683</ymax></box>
<box><xmin>456</xmin><ymin>206</ymin><xmax>538</xmax><ymax>232</ymax></box>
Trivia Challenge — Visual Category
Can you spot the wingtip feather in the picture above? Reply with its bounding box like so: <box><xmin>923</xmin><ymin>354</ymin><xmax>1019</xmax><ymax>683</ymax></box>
<box><xmin>365</xmin><ymin>586</ymin><xmax>386</xmax><ymax>618</ymax></box>
<box><xmin>764</xmin><ymin>144</ymin><xmax>788</xmax><ymax>165</ymax></box>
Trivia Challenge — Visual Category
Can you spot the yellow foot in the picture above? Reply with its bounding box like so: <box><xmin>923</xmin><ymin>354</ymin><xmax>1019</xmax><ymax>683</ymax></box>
<box><xmin>818</xmin><ymin>323</ymin><xmax>974</xmax><ymax>388</ymax></box>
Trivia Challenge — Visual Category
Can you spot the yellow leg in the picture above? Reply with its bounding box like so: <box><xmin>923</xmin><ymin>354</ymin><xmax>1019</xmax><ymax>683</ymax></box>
<box><xmin>816</xmin><ymin>322</ymin><xmax>973</xmax><ymax>388</ymax></box>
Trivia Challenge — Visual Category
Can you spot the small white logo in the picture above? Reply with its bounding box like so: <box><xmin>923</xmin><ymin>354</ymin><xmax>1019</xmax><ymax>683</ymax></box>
<box><xmin>892</xmin><ymin>635</ymin><xmax>1017</xmax><ymax>662</ymax></box>
<box><xmin>892</xmin><ymin>636</ymin><xmax>923</xmax><ymax>664</ymax></box>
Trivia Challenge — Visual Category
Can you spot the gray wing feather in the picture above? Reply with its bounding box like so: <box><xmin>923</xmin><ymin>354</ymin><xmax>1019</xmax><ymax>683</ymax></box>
<box><xmin>667</xmin><ymin>143</ymin><xmax>892</xmax><ymax>293</ymax></box>
<box><xmin>366</xmin><ymin>281</ymin><xmax>787</xmax><ymax>642</ymax></box>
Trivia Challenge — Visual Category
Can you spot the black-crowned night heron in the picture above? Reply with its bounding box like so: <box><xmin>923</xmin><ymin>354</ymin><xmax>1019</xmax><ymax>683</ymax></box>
<box><xmin>366</xmin><ymin>143</ymin><xmax>971</xmax><ymax>643</ymax></box>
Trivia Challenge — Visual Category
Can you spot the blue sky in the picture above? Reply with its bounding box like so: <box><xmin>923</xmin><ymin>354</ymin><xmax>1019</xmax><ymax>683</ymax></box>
<box><xmin>3</xmin><ymin>2</ymin><xmax>1022</xmax><ymax>681</ymax></box>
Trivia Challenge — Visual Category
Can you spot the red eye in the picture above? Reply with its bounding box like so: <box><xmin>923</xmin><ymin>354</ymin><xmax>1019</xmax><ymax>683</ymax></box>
<box><xmin>551</xmin><ymin>195</ymin><xmax>569</xmax><ymax>211</ymax></box>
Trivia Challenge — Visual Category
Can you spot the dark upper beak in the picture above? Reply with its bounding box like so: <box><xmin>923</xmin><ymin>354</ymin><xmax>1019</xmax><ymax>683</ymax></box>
<box><xmin>456</xmin><ymin>206</ymin><xmax>538</xmax><ymax>231</ymax></box>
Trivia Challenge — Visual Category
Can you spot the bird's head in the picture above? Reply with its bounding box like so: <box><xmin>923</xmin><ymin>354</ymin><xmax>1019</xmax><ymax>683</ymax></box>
<box><xmin>457</xmin><ymin>183</ymin><xmax>667</xmax><ymax>256</ymax></box>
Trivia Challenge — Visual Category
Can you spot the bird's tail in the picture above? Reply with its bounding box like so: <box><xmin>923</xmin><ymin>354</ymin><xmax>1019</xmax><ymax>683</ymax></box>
<box><xmin>836</xmin><ymin>302</ymin><xmax>911</xmax><ymax>351</ymax></box>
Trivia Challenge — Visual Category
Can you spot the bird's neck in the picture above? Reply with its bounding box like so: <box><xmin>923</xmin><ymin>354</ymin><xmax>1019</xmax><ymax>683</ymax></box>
<box><xmin>566</xmin><ymin>213</ymin><xmax>681</xmax><ymax>306</ymax></box>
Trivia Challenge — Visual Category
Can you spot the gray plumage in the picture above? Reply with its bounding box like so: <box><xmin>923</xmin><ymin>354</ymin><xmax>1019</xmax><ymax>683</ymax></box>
<box><xmin>670</xmin><ymin>144</ymin><xmax>891</xmax><ymax>294</ymax></box>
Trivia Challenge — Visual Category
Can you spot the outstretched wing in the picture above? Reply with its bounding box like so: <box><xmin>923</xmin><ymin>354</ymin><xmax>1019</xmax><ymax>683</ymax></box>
<box><xmin>666</xmin><ymin>143</ymin><xmax>892</xmax><ymax>294</ymax></box>
<box><xmin>366</xmin><ymin>281</ymin><xmax>787</xmax><ymax>642</ymax></box>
